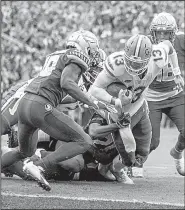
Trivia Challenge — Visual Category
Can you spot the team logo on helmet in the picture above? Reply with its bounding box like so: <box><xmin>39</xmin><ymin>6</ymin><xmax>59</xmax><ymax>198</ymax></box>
<box><xmin>45</xmin><ymin>104</ymin><xmax>53</xmax><ymax>111</ymax></box>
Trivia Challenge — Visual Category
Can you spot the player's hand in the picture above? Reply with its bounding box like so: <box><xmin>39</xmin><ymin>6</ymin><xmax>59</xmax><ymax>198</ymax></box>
<box><xmin>114</xmin><ymin>98</ymin><xmax>122</xmax><ymax>115</ymax></box>
<box><xmin>174</xmin><ymin>75</ymin><xmax>184</xmax><ymax>91</ymax></box>
<box><xmin>115</xmin><ymin>112</ymin><xmax>131</xmax><ymax>129</ymax></box>
<box><xmin>118</xmin><ymin>89</ymin><xmax>133</xmax><ymax>106</ymax></box>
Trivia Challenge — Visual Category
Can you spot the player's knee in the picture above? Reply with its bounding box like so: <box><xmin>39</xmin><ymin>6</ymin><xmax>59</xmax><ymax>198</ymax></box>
<box><xmin>59</xmin><ymin>155</ymin><xmax>85</xmax><ymax>172</ymax></box>
<box><xmin>179</xmin><ymin>128</ymin><xmax>185</xmax><ymax>138</ymax></box>
<box><xmin>18</xmin><ymin>149</ymin><xmax>36</xmax><ymax>159</ymax></box>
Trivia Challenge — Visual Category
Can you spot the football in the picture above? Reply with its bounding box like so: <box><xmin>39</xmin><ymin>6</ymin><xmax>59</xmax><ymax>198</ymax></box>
<box><xmin>106</xmin><ymin>82</ymin><xmax>127</xmax><ymax>97</ymax></box>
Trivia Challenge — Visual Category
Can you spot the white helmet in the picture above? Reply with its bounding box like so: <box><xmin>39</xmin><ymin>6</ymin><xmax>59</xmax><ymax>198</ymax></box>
<box><xmin>150</xmin><ymin>12</ymin><xmax>178</xmax><ymax>44</ymax></box>
<box><xmin>66</xmin><ymin>30</ymin><xmax>101</xmax><ymax>67</ymax></box>
<box><xmin>124</xmin><ymin>34</ymin><xmax>152</xmax><ymax>76</ymax></box>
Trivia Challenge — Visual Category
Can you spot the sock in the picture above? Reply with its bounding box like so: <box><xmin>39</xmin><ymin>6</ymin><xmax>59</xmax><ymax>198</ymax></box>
<box><xmin>175</xmin><ymin>134</ymin><xmax>185</xmax><ymax>153</ymax></box>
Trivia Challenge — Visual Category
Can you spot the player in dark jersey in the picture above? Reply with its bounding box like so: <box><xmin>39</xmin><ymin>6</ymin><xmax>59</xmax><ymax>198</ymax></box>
<box><xmin>2</xmin><ymin>107</ymin><xmax>133</xmax><ymax>184</ymax></box>
<box><xmin>1</xmin><ymin>30</ymin><xmax>109</xmax><ymax>191</ymax></box>
<box><xmin>1</xmin><ymin>48</ymin><xmax>106</xmax><ymax>138</ymax></box>
<box><xmin>145</xmin><ymin>12</ymin><xmax>185</xmax><ymax>176</ymax></box>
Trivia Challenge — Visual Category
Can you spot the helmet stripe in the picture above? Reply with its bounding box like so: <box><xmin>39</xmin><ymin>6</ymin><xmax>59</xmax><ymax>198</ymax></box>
<box><xmin>135</xmin><ymin>35</ymin><xmax>143</xmax><ymax>57</ymax></box>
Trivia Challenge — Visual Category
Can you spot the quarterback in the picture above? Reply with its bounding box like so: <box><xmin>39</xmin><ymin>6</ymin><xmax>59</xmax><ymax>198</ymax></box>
<box><xmin>89</xmin><ymin>33</ymin><xmax>182</xmax><ymax>177</ymax></box>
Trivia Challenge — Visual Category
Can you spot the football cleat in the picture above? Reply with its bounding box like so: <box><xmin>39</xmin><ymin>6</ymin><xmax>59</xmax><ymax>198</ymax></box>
<box><xmin>170</xmin><ymin>148</ymin><xmax>185</xmax><ymax>176</ymax></box>
<box><xmin>23</xmin><ymin>160</ymin><xmax>51</xmax><ymax>191</ymax></box>
<box><xmin>132</xmin><ymin>166</ymin><xmax>144</xmax><ymax>178</ymax></box>
<box><xmin>110</xmin><ymin>166</ymin><xmax>134</xmax><ymax>184</ymax></box>
<box><xmin>98</xmin><ymin>163</ymin><xmax>116</xmax><ymax>181</ymax></box>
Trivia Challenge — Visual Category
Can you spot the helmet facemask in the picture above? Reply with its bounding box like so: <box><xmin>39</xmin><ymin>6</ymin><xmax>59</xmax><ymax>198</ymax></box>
<box><xmin>124</xmin><ymin>34</ymin><xmax>152</xmax><ymax>77</ymax></box>
<box><xmin>150</xmin><ymin>28</ymin><xmax>176</xmax><ymax>44</ymax></box>
<box><xmin>150</xmin><ymin>12</ymin><xmax>178</xmax><ymax>45</ymax></box>
<box><xmin>124</xmin><ymin>53</ymin><xmax>149</xmax><ymax>76</ymax></box>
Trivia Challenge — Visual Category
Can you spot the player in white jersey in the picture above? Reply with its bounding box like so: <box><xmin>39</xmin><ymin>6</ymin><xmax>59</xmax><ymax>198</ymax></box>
<box><xmin>145</xmin><ymin>12</ymin><xmax>185</xmax><ymax>176</ymax></box>
<box><xmin>89</xmin><ymin>34</ymin><xmax>182</xmax><ymax>177</ymax></box>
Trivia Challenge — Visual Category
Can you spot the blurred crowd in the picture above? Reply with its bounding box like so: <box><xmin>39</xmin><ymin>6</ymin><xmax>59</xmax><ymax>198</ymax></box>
<box><xmin>1</xmin><ymin>1</ymin><xmax>184</xmax><ymax>93</ymax></box>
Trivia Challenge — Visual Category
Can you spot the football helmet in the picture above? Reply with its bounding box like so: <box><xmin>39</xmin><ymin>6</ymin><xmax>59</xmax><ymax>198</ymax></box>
<box><xmin>150</xmin><ymin>12</ymin><xmax>178</xmax><ymax>44</ymax></box>
<box><xmin>66</xmin><ymin>30</ymin><xmax>101</xmax><ymax>67</ymax></box>
<box><xmin>124</xmin><ymin>34</ymin><xmax>152</xmax><ymax>76</ymax></box>
<box><xmin>83</xmin><ymin>48</ymin><xmax>107</xmax><ymax>86</ymax></box>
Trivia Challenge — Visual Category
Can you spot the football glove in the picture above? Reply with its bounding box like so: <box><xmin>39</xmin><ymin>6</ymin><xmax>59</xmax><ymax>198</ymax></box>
<box><xmin>118</xmin><ymin>89</ymin><xmax>133</xmax><ymax>106</ymax></box>
<box><xmin>115</xmin><ymin>112</ymin><xmax>131</xmax><ymax>129</ymax></box>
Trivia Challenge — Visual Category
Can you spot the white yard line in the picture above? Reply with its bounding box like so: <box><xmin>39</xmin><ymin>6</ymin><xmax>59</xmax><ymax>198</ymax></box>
<box><xmin>1</xmin><ymin>192</ymin><xmax>184</xmax><ymax>207</ymax></box>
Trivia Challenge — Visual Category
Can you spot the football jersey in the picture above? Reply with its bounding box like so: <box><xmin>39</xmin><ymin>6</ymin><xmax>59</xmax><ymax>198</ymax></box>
<box><xmin>90</xmin><ymin>46</ymin><xmax>167</xmax><ymax>115</ymax></box>
<box><xmin>1</xmin><ymin>79</ymin><xmax>34</xmax><ymax>111</ymax></box>
<box><xmin>85</xmin><ymin>112</ymin><xmax>115</xmax><ymax>153</ymax></box>
<box><xmin>145</xmin><ymin>33</ymin><xmax>184</xmax><ymax>101</ymax></box>
<box><xmin>25</xmin><ymin>49</ymin><xmax>90</xmax><ymax>107</ymax></box>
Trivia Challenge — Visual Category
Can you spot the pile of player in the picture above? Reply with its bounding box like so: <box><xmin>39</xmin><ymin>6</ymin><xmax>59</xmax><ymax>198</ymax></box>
<box><xmin>1</xmin><ymin>12</ymin><xmax>184</xmax><ymax>191</ymax></box>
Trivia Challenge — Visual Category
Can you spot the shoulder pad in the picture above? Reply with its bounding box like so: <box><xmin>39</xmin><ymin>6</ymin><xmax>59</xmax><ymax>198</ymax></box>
<box><xmin>104</xmin><ymin>51</ymin><xmax>125</xmax><ymax>77</ymax></box>
<box><xmin>65</xmin><ymin>49</ymin><xmax>90</xmax><ymax>71</ymax></box>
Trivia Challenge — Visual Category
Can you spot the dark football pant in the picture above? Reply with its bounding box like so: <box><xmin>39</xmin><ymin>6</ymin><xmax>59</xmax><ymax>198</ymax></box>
<box><xmin>1</xmin><ymin>93</ymin><xmax>93</xmax><ymax>169</ymax></box>
<box><xmin>148</xmin><ymin>92</ymin><xmax>185</xmax><ymax>153</ymax></box>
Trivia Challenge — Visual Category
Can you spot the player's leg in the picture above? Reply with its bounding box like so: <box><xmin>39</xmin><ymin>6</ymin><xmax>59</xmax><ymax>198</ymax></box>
<box><xmin>53</xmin><ymin>140</ymin><xmax>85</xmax><ymax>173</ymax></box>
<box><xmin>28</xmin><ymin>107</ymin><xmax>93</xmax><ymax>171</ymax></box>
<box><xmin>17</xmin><ymin>93</ymin><xmax>93</xmax><ymax>188</ymax></box>
<box><xmin>132</xmin><ymin>101</ymin><xmax>152</xmax><ymax>177</ymax></box>
<box><xmin>147</xmin><ymin>101</ymin><xmax>163</xmax><ymax>153</ymax></box>
<box><xmin>1</xmin><ymin>94</ymin><xmax>51</xmax><ymax>191</ymax></box>
<box><xmin>1</xmin><ymin>146</ymin><xmax>26</xmax><ymax>179</ymax></box>
<box><xmin>164</xmin><ymin>103</ymin><xmax>185</xmax><ymax>176</ymax></box>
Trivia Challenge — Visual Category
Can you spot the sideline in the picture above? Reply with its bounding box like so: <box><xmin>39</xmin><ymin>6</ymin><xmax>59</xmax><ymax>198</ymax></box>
<box><xmin>2</xmin><ymin>192</ymin><xmax>184</xmax><ymax>207</ymax></box>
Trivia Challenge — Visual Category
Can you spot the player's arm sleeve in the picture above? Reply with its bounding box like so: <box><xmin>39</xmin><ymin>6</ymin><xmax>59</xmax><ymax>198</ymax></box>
<box><xmin>60</xmin><ymin>63</ymin><xmax>95</xmax><ymax>107</ymax></box>
<box><xmin>153</xmin><ymin>40</ymin><xmax>181</xmax><ymax>75</ymax></box>
<box><xmin>88</xmin><ymin>69</ymin><xmax>117</xmax><ymax>104</ymax></box>
<box><xmin>88</xmin><ymin>117</ymin><xmax>118</xmax><ymax>138</ymax></box>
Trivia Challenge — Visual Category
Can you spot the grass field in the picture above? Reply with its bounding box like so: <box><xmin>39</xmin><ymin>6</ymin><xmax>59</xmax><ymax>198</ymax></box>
<box><xmin>1</xmin><ymin>127</ymin><xmax>185</xmax><ymax>209</ymax></box>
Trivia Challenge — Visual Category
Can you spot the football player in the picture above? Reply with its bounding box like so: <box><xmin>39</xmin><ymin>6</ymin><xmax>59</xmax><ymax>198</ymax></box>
<box><xmin>83</xmin><ymin>108</ymin><xmax>134</xmax><ymax>184</ymax></box>
<box><xmin>146</xmin><ymin>12</ymin><xmax>185</xmax><ymax>176</ymax></box>
<box><xmin>1</xmin><ymin>30</ymin><xmax>109</xmax><ymax>191</ymax></box>
<box><xmin>2</xmin><ymin>107</ymin><xmax>133</xmax><ymax>184</ymax></box>
<box><xmin>89</xmin><ymin>33</ymin><xmax>182</xmax><ymax>177</ymax></box>
<box><xmin>1</xmin><ymin>141</ymin><xmax>85</xmax><ymax>182</ymax></box>
<box><xmin>1</xmin><ymin>48</ymin><xmax>106</xmax><ymax>136</ymax></box>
